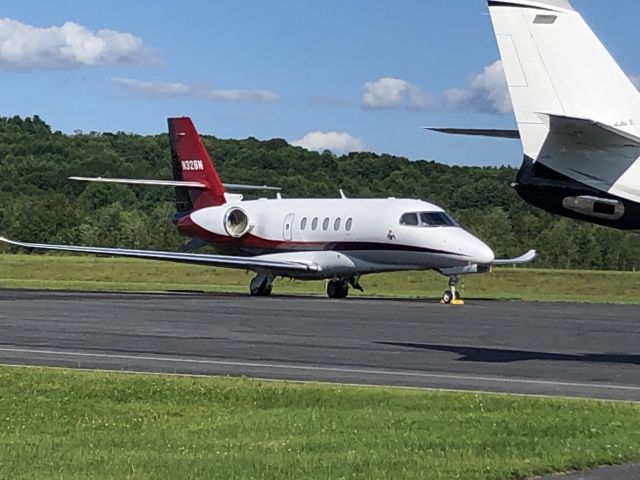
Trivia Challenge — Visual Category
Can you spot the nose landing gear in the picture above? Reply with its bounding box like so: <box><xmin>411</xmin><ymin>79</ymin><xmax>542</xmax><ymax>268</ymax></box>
<box><xmin>441</xmin><ymin>275</ymin><xmax>464</xmax><ymax>305</ymax></box>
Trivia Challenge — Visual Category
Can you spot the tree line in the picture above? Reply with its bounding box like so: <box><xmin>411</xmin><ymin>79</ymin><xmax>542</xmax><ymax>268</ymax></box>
<box><xmin>0</xmin><ymin>115</ymin><xmax>638</xmax><ymax>271</ymax></box>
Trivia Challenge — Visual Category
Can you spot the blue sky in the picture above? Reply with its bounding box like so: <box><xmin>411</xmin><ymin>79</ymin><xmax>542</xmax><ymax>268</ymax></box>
<box><xmin>0</xmin><ymin>0</ymin><xmax>638</xmax><ymax>166</ymax></box>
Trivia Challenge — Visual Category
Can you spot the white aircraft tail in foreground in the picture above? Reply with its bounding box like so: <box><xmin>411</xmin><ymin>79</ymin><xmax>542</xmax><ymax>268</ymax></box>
<box><xmin>1</xmin><ymin>117</ymin><xmax>536</xmax><ymax>303</ymax></box>
<box><xmin>432</xmin><ymin>0</ymin><xmax>640</xmax><ymax>229</ymax></box>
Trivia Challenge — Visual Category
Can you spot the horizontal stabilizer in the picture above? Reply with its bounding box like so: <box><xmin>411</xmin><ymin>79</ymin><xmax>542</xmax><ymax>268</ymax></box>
<box><xmin>426</xmin><ymin>128</ymin><xmax>520</xmax><ymax>139</ymax></box>
<box><xmin>69</xmin><ymin>177</ymin><xmax>281</xmax><ymax>191</ymax></box>
<box><xmin>222</xmin><ymin>183</ymin><xmax>282</xmax><ymax>192</ymax></box>
<box><xmin>69</xmin><ymin>177</ymin><xmax>207</xmax><ymax>188</ymax></box>
<box><xmin>544</xmin><ymin>114</ymin><xmax>640</xmax><ymax>147</ymax></box>
<box><xmin>493</xmin><ymin>249</ymin><xmax>537</xmax><ymax>266</ymax></box>
<box><xmin>0</xmin><ymin>236</ymin><xmax>317</xmax><ymax>273</ymax></box>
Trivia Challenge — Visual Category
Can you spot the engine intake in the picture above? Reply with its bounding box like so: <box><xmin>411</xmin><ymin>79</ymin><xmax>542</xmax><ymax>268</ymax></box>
<box><xmin>224</xmin><ymin>208</ymin><xmax>250</xmax><ymax>238</ymax></box>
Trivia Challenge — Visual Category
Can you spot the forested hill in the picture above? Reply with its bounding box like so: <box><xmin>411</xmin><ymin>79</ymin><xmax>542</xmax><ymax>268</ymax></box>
<box><xmin>0</xmin><ymin>115</ymin><xmax>637</xmax><ymax>271</ymax></box>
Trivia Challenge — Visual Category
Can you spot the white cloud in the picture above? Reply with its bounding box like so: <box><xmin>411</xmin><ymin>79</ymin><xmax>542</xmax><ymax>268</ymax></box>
<box><xmin>292</xmin><ymin>131</ymin><xmax>366</xmax><ymax>155</ymax></box>
<box><xmin>362</xmin><ymin>77</ymin><xmax>431</xmax><ymax>110</ymax></box>
<box><xmin>443</xmin><ymin>60</ymin><xmax>512</xmax><ymax>114</ymax></box>
<box><xmin>363</xmin><ymin>78</ymin><xmax>409</xmax><ymax>109</ymax></box>
<box><xmin>112</xmin><ymin>78</ymin><xmax>280</xmax><ymax>104</ymax></box>
<box><xmin>0</xmin><ymin>18</ymin><xmax>157</xmax><ymax>71</ymax></box>
<box><xmin>112</xmin><ymin>78</ymin><xmax>188</xmax><ymax>96</ymax></box>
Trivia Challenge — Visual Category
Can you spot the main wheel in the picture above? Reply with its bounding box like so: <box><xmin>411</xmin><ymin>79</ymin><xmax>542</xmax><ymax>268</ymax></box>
<box><xmin>442</xmin><ymin>290</ymin><xmax>453</xmax><ymax>304</ymax></box>
<box><xmin>327</xmin><ymin>280</ymin><xmax>349</xmax><ymax>299</ymax></box>
<box><xmin>250</xmin><ymin>284</ymin><xmax>272</xmax><ymax>297</ymax></box>
<box><xmin>327</xmin><ymin>281</ymin><xmax>339</xmax><ymax>298</ymax></box>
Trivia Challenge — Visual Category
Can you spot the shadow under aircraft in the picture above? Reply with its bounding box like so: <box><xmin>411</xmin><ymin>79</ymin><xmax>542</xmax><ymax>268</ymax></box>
<box><xmin>376</xmin><ymin>342</ymin><xmax>640</xmax><ymax>366</ymax></box>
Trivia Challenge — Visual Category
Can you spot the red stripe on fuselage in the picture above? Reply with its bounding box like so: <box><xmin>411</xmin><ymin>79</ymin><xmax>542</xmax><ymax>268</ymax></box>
<box><xmin>177</xmin><ymin>216</ymin><xmax>324</xmax><ymax>252</ymax></box>
<box><xmin>176</xmin><ymin>216</ymin><xmax>462</xmax><ymax>257</ymax></box>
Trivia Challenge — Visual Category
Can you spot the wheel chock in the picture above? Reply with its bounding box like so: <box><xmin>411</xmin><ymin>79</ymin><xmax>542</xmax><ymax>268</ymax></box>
<box><xmin>440</xmin><ymin>299</ymin><xmax>465</xmax><ymax>305</ymax></box>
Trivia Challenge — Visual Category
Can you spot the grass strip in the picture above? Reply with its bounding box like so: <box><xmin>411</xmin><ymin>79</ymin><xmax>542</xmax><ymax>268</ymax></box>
<box><xmin>0</xmin><ymin>366</ymin><xmax>639</xmax><ymax>480</ymax></box>
<box><xmin>1</xmin><ymin>253</ymin><xmax>640</xmax><ymax>303</ymax></box>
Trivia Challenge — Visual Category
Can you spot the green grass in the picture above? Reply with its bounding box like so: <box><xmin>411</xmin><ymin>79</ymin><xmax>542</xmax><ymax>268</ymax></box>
<box><xmin>0</xmin><ymin>366</ymin><xmax>639</xmax><ymax>480</ymax></box>
<box><xmin>0</xmin><ymin>253</ymin><xmax>639</xmax><ymax>303</ymax></box>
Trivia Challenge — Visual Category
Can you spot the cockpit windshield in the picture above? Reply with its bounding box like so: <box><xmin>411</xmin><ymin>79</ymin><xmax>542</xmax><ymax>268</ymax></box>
<box><xmin>399</xmin><ymin>213</ymin><xmax>419</xmax><ymax>226</ymax></box>
<box><xmin>420</xmin><ymin>212</ymin><xmax>458</xmax><ymax>227</ymax></box>
<box><xmin>400</xmin><ymin>211</ymin><xmax>458</xmax><ymax>228</ymax></box>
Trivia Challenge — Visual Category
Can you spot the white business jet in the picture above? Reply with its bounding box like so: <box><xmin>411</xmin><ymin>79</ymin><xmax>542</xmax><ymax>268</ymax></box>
<box><xmin>431</xmin><ymin>0</ymin><xmax>640</xmax><ymax>229</ymax></box>
<box><xmin>0</xmin><ymin>117</ymin><xmax>535</xmax><ymax>303</ymax></box>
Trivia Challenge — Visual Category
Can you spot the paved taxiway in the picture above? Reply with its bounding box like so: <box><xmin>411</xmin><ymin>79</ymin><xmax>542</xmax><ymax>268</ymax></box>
<box><xmin>0</xmin><ymin>289</ymin><xmax>638</xmax><ymax>401</ymax></box>
<box><xmin>536</xmin><ymin>462</ymin><xmax>640</xmax><ymax>480</ymax></box>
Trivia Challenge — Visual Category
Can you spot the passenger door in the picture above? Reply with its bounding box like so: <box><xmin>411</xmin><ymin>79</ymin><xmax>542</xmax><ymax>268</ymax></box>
<box><xmin>283</xmin><ymin>213</ymin><xmax>295</xmax><ymax>241</ymax></box>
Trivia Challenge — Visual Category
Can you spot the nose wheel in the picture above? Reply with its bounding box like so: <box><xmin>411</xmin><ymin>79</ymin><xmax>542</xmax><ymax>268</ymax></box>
<box><xmin>441</xmin><ymin>275</ymin><xmax>464</xmax><ymax>305</ymax></box>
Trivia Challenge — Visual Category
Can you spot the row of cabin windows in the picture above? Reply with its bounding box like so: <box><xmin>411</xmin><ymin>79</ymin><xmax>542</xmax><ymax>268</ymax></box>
<box><xmin>300</xmin><ymin>216</ymin><xmax>353</xmax><ymax>232</ymax></box>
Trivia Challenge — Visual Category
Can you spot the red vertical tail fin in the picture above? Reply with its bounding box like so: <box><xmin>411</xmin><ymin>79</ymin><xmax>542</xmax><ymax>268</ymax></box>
<box><xmin>168</xmin><ymin>117</ymin><xmax>226</xmax><ymax>210</ymax></box>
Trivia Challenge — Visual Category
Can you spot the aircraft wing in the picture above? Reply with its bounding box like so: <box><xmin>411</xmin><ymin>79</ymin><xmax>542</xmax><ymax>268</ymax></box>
<box><xmin>439</xmin><ymin>249</ymin><xmax>537</xmax><ymax>276</ymax></box>
<box><xmin>0</xmin><ymin>237</ymin><xmax>317</xmax><ymax>273</ymax></box>
<box><xmin>493</xmin><ymin>249</ymin><xmax>538</xmax><ymax>266</ymax></box>
<box><xmin>426</xmin><ymin>128</ymin><xmax>520</xmax><ymax>139</ymax></box>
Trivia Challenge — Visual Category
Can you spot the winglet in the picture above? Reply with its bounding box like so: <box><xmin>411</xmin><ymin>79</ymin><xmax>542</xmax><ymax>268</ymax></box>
<box><xmin>0</xmin><ymin>236</ymin><xmax>17</xmax><ymax>246</ymax></box>
<box><xmin>0</xmin><ymin>236</ymin><xmax>33</xmax><ymax>253</ymax></box>
<box><xmin>493</xmin><ymin>249</ymin><xmax>538</xmax><ymax>266</ymax></box>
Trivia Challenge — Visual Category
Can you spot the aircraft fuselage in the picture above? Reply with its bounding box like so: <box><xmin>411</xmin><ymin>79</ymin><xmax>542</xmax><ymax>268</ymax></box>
<box><xmin>177</xmin><ymin>197</ymin><xmax>495</xmax><ymax>279</ymax></box>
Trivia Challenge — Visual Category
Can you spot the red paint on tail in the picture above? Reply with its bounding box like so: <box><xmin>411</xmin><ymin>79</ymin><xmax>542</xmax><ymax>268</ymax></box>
<box><xmin>168</xmin><ymin>117</ymin><xmax>226</xmax><ymax>209</ymax></box>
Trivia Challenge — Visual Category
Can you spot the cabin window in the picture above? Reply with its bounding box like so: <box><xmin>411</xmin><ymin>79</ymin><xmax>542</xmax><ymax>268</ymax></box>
<box><xmin>420</xmin><ymin>212</ymin><xmax>457</xmax><ymax>227</ymax></box>
<box><xmin>300</xmin><ymin>217</ymin><xmax>307</xmax><ymax>230</ymax></box>
<box><xmin>346</xmin><ymin>218</ymin><xmax>353</xmax><ymax>231</ymax></box>
<box><xmin>323</xmin><ymin>217</ymin><xmax>330</xmax><ymax>231</ymax></box>
<box><xmin>312</xmin><ymin>217</ymin><xmax>319</xmax><ymax>230</ymax></box>
<box><xmin>400</xmin><ymin>212</ymin><xmax>419</xmax><ymax>226</ymax></box>
<box><xmin>334</xmin><ymin>218</ymin><xmax>341</xmax><ymax>231</ymax></box>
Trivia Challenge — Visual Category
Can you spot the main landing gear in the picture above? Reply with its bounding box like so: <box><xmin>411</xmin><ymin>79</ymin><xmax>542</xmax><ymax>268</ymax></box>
<box><xmin>327</xmin><ymin>276</ymin><xmax>363</xmax><ymax>299</ymax></box>
<box><xmin>249</xmin><ymin>273</ymin><xmax>365</xmax><ymax>299</ymax></box>
<box><xmin>441</xmin><ymin>275</ymin><xmax>464</xmax><ymax>305</ymax></box>
<box><xmin>327</xmin><ymin>279</ymin><xmax>349</xmax><ymax>299</ymax></box>
<box><xmin>250</xmin><ymin>272</ymin><xmax>273</xmax><ymax>297</ymax></box>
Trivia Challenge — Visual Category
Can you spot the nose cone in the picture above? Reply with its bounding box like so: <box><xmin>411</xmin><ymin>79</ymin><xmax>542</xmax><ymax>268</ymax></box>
<box><xmin>472</xmin><ymin>240</ymin><xmax>495</xmax><ymax>265</ymax></box>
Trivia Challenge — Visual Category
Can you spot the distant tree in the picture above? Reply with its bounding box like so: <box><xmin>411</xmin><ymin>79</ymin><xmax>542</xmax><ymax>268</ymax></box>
<box><xmin>0</xmin><ymin>114</ymin><xmax>637</xmax><ymax>270</ymax></box>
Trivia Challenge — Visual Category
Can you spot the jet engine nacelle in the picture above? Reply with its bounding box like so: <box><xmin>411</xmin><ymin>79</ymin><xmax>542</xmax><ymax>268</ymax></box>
<box><xmin>224</xmin><ymin>207</ymin><xmax>251</xmax><ymax>238</ymax></box>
